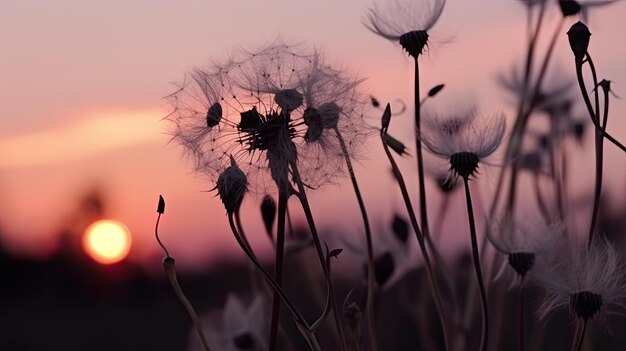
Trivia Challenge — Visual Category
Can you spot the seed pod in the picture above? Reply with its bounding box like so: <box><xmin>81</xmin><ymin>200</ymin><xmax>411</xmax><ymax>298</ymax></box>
<box><xmin>567</xmin><ymin>21</ymin><xmax>591</xmax><ymax>62</ymax></box>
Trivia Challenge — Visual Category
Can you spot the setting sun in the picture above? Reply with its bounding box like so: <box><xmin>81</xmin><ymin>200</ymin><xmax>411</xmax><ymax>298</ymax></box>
<box><xmin>83</xmin><ymin>220</ymin><xmax>132</xmax><ymax>265</ymax></box>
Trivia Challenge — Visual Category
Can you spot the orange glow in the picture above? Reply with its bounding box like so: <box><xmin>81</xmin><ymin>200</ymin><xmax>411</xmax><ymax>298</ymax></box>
<box><xmin>83</xmin><ymin>220</ymin><xmax>132</xmax><ymax>264</ymax></box>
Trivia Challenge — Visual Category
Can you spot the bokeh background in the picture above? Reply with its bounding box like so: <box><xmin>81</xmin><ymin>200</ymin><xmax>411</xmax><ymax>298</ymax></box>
<box><xmin>2</xmin><ymin>0</ymin><xmax>626</xmax><ymax>349</ymax></box>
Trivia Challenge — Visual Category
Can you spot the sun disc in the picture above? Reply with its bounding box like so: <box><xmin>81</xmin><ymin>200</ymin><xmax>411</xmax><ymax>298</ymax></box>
<box><xmin>83</xmin><ymin>219</ymin><xmax>132</xmax><ymax>264</ymax></box>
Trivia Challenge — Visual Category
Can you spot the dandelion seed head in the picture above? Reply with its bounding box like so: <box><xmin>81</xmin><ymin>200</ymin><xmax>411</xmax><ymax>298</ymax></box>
<box><xmin>537</xmin><ymin>237</ymin><xmax>626</xmax><ymax>321</ymax></box>
<box><xmin>420</xmin><ymin>110</ymin><xmax>506</xmax><ymax>178</ymax></box>
<box><xmin>364</xmin><ymin>0</ymin><xmax>445</xmax><ymax>39</ymax></box>
<box><xmin>166</xmin><ymin>39</ymin><xmax>370</xmax><ymax>194</ymax></box>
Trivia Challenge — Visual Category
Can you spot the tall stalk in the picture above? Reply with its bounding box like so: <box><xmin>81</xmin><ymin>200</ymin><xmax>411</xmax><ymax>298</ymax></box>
<box><xmin>290</xmin><ymin>162</ymin><xmax>348</xmax><ymax>351</ymax></box>
<box><xmin>334</xmin><ymin>127</ymin><xmax>379</xmax><ymax>351</ymax></box>
<box><xmin>462</xmin><ymin>177</ymin><xmax>489</xmax><ymax>351</ymax></box>
<box><xmin>413</xmin><ymin>58</ymin><xmax>431</xmax><ymax>239</ymax></box>
<box><xmin>380</xmin><ymin>121</ymin><xmax>451</xmax><ymax>351</ymax></box>
<box><xmin>269</xmin><ymin>190</ymin><xmax>289</xmax><ymax>351</ymax></box>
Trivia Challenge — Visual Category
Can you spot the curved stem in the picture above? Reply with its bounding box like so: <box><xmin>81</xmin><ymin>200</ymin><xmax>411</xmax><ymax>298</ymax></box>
<box><xmin>226</xmin><ymin>213</ymin><xmax>312</xmax><ymax>331</ymax></box>
<box><xmin>154</xmin><ymin>213</ymin><xmax>170</xmax><ymax>258</ymax></box>
<box><xmin>587</xmin><ymin>56</ymin><xmax>608</xmax><ymax>248</ymax></box>
<box><xmin>381</xmin><ymin>128</ymin><xmax>451</xmax><ymax>351</ymax></box>
<box><xmin>575</xmin><ymin>55</ymin><xmax>626</xmax><ymax>153</ymax></box>
<box><xmin>290</xmin><ymin>164</ymin><xmax>348</xmax><ymax>351</ymax></box>
<box><xmin>462</xmin><ymin>177</ymin><xmax>489</xmax><ymax>351</ymax></box>
<box><xmin>269</xmin><ymin>190</ymin><xmax>289</xmax><ymax>351</ymax></box>
<box><xmin>334</xmin><ymin>127</ymin><xmax>378</xmax><ymax>351</ymax></box>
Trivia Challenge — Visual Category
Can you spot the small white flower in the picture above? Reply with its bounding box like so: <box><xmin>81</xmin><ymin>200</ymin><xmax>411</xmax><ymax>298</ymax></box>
<box><xmin>420</xmin><ymin>110</ymin><xmax>506</xmax><ymax>178</ymax></box>
<box><xmin>537</xmin><ymin>237</ymin><xmax>626</xmax><ymax>322</ymax></box>
<box><xmin>188</xmin><ymin>294</ymin><xmax>269</xmax><ymax>351</ymax></box>
<box><xmin>364</xmin><ymin>0</ymin><xmax>446</xmax><ymax>57</ymax></box>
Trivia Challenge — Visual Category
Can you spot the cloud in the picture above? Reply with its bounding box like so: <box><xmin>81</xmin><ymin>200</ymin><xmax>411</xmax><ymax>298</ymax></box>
<box><xmin>0</xmin><ymin>109</ymin><xmax>164</xmax><ymax>169</ymax></box>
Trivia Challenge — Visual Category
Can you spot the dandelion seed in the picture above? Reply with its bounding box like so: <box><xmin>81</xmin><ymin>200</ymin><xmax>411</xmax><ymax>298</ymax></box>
<box><xmin>420</xmin><ymin>110</ymin><xmax>506</xmax><ymax>179</ymax></box>
<box><xmin>364</xmin><ymin>0</ymin><xmax>446</xmax><ymax>57</ymax></box>
<box><xmin>537</xmin><ymin>237</ymin><xmax>626</xmax><ymax>322</ymax></box>
<box><xmin>488</xmin><ymin>220</ymin><xmax>563</xmax><ymax>279</ymax></box>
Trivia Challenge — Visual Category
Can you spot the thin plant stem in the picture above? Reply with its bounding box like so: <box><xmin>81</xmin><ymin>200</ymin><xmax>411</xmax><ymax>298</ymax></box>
<box><xmin>518</xmin><ymin>281</ymin><xmax>525</xmax><ymax>351</ymax></box>
<box><xmin>155</xmin><ymin>212</ymin><xmax>211</xmax><ymax>351</ymax></box>
<box><xmin>154</xmin><ymin>212</ymin><xmax>170</xmax><ymax>258</ymax></box>
<box><xmin>334</xmin><ymin>127</ymin><xmax>379</xmax><ymax>351</ymax></box>
<box><xmin>289</xmin><ymin>163</ymin><xmax>348</xmax><ymax>351</ymax></box>
<box><xmin>462</xmin><ymin>177</ymin><xmax>489</xmax><ymax>351</ymax></box>
<box><xmin>163</xmin><ymin>259</ymin><xmax>212</xmax><ymax>351</ymax></box>
<box><xmin>587</xmin><ymin>57</ymin><xmax>607</xmax><ymax>248</ymax></box>
<box><xmin>572</xmin><ymin>320</ymin><xmax>588</xmax><ymax>351</ymax></box>
<box><xmin>227</xmin><ymin>213</ymin><xmax>307</xmax><ymax>325</ymax></box>
<box><xmin>381</xmin><ymin>128</ymin><xmax>451</xmax><ymax>351</ymax></box>
<box><xmin>413</xmin><ymin>58</ymin><xmax>432</xmax><ymax>239</ymax></box>
<box><xmin>269</xmin><ymin>190</ymin><xmax>289</xmax><ymax>351</ymax></box>
<box><xmin>575</xmin><ymin>55</ymin><xmax>626</xmax><ymax>153</ymax></box>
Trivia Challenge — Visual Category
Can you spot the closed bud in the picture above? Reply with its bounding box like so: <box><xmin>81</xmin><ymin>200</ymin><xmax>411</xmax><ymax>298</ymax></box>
<box><xmin>260</xmin><ymin>194</ymin><xmax>277</xmax><ymax>238</ymax></box>
<box><xmin>381</xmin><ymin>103</ymin><xmax>392</xmax><ymax>130</ymax></box>
<box><xmin>384</xmin><ymin>133</ymin><xmax>409</xmax><ymax>156</ymax></box>
<box><xmin>428</xmin><ymin>84</ymin><xmax>445</xmax><ymax>97</ymax></box>
<box><xmin>216</xmin><ymin>157</ymin><xmax>248</xmax><ymax>214</ymax></box>
<box><xmin>567</xmin><ymin>21</ymin><xmax>591</xmax><ymax>62</ymax></box>
<box><xmin>391</xmin><ymin>215</ymin><xmax>410</xmax><ymax>243</ymax></box>
<box><xmin>559</xmin><ymin>0</ymin><xmax>581</xmax><ymax>17</ymax></box>
<box><xmin>157</xmin><ymin>195</ymin><xmax>165</xmax><ymax>214</ymax></box>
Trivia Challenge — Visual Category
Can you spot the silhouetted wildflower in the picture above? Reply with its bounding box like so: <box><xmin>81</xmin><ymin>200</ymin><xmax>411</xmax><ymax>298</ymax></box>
<box><xmin>167</xmin><ymin>39</ymin><xmax>367</xmax><ymax>193</ymax></box>
<box><xmin>364</xmin><ymin>0</ymin><xmax>445</xmax><ymax>57</ymax></box>
<box><xmin>420</xmin><ymin>110</ymin><xmax>506</xmax><ymax>179</ymax></box>
<box><xmin>537</xmin><ymin>238</ymin><xmax>626</xmax><ymax>322</ymax></box>
<box><xmin>488</xmin><ymin>220</ymin><xmax>563</xmax><ymax>279</ymax></box>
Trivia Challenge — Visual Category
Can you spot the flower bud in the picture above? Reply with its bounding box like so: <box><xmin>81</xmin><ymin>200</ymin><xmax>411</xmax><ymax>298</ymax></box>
<box><xmin>275</xmin><ymin>89</ymin><xmax>303</xmax><ymax>111</ymax></box>
<box><xmin>157</xmin><ymin>195</ymin><xmax>165</xmax><ymax>214</ymax></box>
<box><xmin>559</xmin><ymin>0</ymin><xmax>581</xmax><ymax>17</ymax></box>
<box><xmin>391</xmin><ymin>215</ymin><xmax>409</xmax><ymax>244</ymax></box>
<box><xmin>567</xmin><ymin>21</ymin><xmax>591</xmax><ymax>62</ymax></box>
<box><xmin>428</xmin><ymin>84</ymin><xmax>445</xmax><ymax>97</ymax></box>
<box><xmin>260</xmin><ymin>194</ymin><xmax>276</xmax><ymax>238</ymax></box>
<box><xmin>206</xmin><ymin>102</ymin><xmax>222</xmax><ymax>127</ymax></box>
<box><xmin>216</xmin><ymin>157</ymin><xmax>248</xmax><ymax>214</ymax></box>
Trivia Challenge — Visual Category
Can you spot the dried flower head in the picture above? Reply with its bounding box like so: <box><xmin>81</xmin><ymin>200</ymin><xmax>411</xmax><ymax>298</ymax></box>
<box><xmin>537</xmin><ymin>238</ymin><xmax>626</xmax><ymax>322</ymax></box>
<box><xmin>488</xmin><ymin>219</ymin><xmax>563</xmax><ymax>279</ymax></box>
<box><xmin>167</xmin><ymin>39</ymin><xmax>368</xmax><ymax>194</ymax></box>
<box><xmin>364</xmin><ymin>0</ymin><xmax>446</xmax><ymax>57</ymax></box>
<box><xmin>420</xmin><ymin>110</ymin><xmax>506</xmax><ymax>179</ymax></box>
<box><xmin>188</xmin><ymin>294</ymin><xmax>268</xmax><ymax>351</ymax></box>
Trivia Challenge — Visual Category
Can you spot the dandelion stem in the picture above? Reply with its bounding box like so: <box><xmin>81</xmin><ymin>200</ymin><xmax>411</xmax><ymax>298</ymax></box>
<box><xmin>575</xmin><ymin>54</ymin><xmax>626</xmax><ymax>153</ymax></box>
<box><xmin>155</xmin><ymin>208</ymin><xmax>212</xmax><ymax>351</ymax></box>
<box><xmin>518</xmin><ymin>281</ymin><xmax>525</xmax><ymax>351</ymax></box>
<box><xmin>462</xmin><ymin>176</ymin><xmax>489</xmax><ymax>351</ymax></box>
<box><xmin>334</xmin><ymin>127</ymin><xmax>379</xmax><ymax>351</ymax></box>
<box><xmin>381</xmin><ymin>127</ymin><xmax>451</xmax><ymax>351</ymax></box>
<box><xmin>154</xmin><ymin>212</ymin><xmax>170</xmax><ymax>258</ymax></box>
<box><xmin>413</xmin><ymin>58</ymin><xmax>432</xmax><ymax>240</ymax></box>
<box><xmin>228</xmin><ymin>213</ymin><xmax>320</xmax><ymax>338</ymax></box>
<box><xmin>269</xmin><ymin>190</ymin><xmax>289</xmax><ymax>351</ymax></box>
<box><xmin>163</xmin><ymin>258</ymin><xmax>212</xmax><ymax>351</ymax></box>
<box><xmin>588</xmin><ymin>57</ymin><xmax>607</xmax><ymax>249</ymax></box>
<box><xmin>572</xmin><ymin>320</ymin><xmax>588</xmax><ymax>351</ymax></box>
<box><xmin>290</xmin><ymin>163</ymin><xmax>348</xmax><ymax>351</ymax></box>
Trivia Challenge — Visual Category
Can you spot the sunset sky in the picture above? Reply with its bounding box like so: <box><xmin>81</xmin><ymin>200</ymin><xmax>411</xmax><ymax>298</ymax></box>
<box><xmin>2</xmin><ymin>0</ymin><xmax>625</xmax><ymax>270</ymax></box>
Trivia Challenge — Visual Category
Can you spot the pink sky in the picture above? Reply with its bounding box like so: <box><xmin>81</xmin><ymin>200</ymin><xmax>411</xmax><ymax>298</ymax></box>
<box><xmin>2</xmin><ymin>0</ymin><xmax>626</xmax><ymax>271</ymax></box>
